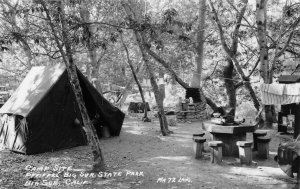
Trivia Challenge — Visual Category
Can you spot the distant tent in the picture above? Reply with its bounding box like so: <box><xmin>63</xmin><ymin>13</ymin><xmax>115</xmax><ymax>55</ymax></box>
<box><xmin>0</xmin><ymin>64</ymin><xmax>125</xmax><ymax>154</ymax></box>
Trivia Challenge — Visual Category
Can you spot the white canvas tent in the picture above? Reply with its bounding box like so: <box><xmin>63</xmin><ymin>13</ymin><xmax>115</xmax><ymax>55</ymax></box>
<box><xmin>260</xmin><ymin>75</ymin><xmax>300</xmax><ymax>139</ymax></box>
<box><xmin>260</xmin><ymin>83</ymin><xmax>300</xmax><ymax>105</ymax></box>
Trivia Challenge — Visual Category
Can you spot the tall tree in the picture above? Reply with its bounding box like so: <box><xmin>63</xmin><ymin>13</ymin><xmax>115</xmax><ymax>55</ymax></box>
<box><xmin>137</xmin><ymin>33</ymin><xmax>171</xmax><ymax>135</ymax></box>
<box><xmin>256</xmin><ymin>0</ymin><xmax>269</xmax><ymax>83</ymax></box>
<box><xmin>256</xmin><ymin>0</ymin><xmax>274</xmax><ymax>128</ymax></box>
<box><xmin>39</xmin><ymin>0</ymin><xmax>105</xmax><ymax>171</ymax></box>
<box><xmin>122</xmin><ymin>1</ymin><xmax>172</xmax><ymax>135</ymax></box>
<box><xmin>121</xmin><ymin>33</ymin><xmax>150</xmax><ymax>121</ymax></box>
<box><xmin>208</xmin><ymin>0</ymin><xmax>260</xmax><ymax>123</ymax></box>
<box><xmin>192</xmin><ymin>0</ymin><xmax>206</xmax><ymax>87</ymax></box>
<box><xmin>79</xmin><ymin>1</ymin><xmax>103</xmax><ymax>93</ymax></box>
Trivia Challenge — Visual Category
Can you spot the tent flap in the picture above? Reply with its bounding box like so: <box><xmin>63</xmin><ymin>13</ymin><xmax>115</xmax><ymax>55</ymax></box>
<box><xmin>77</xmin><ymin>70</ymin><xmax>125</xmax><ymax>136</ymax></box>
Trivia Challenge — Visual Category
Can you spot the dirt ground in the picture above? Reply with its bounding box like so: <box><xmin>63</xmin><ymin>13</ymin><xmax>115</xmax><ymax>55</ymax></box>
<box><xmin>0</xmin><ymin>115</ymin><xmax>299</xmax><ymax>189</ymax></box>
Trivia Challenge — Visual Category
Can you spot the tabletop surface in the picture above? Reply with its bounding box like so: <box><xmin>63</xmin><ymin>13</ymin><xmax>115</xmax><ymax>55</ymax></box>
<box><xmin>202</xmin><ymin>121</ymin><xmax>256</xmax><ymax>134</ymax></box>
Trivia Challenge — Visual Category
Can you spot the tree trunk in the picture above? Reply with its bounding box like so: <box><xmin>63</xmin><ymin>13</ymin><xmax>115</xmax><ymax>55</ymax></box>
<box><xmin>121</xmin><ymin>35</ymin><xmax>149</xmax><ymax>121</ymax></box>
<box><xmin>158</xmin><ymin>69</ymin><xmax>165</xmax><ymax>103</ymax></box>
<box><xmin>195</xmin><ymin>0</ymin><xmax>206</xmax><ymax>86</ymax></box>
<box><xmin>256</xmin><ymin>0</ymin><xmax>269</xmax><ymax>83</ymax></box>
<box><xmin>122</xmin><ymin>2</ymin><xmax>171</xmax><ymax>135</ymax></box>
<box><xmin>137</xmin><ymin>37</ymin><xmax>170</xmax><ymax>135</ymax></box>
<box><xmin>79</xmin><ymin>3</ymin><xmax>103</xmax><ymax>94</ymax></box>
<box><xmin>41</xmin><ymin>0</ymin><xmax>105</xmax><ymax>171</ymax></box>
<box><xmin>19</xmin><ymin>38</ymin><xmax>33</xmax><ymax>69</ymax></box>
<box><xmin>224</xmin><ymin>58</ymin><xmax>236</xmax><ymax>123</ymax></box>
<box><xmin>256</xmin><ymin>0</ymin><xmax>273</xmax><ymax>128</ymax></box>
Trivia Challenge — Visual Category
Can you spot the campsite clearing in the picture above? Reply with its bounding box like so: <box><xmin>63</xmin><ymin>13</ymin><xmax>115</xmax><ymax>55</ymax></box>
<box><xmin>0</xmin><ymin>116</ymin><xmax>298</xmax><ymax>189</ymax></box>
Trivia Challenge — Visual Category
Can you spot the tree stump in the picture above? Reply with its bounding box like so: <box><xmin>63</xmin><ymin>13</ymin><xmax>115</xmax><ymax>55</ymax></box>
<box><xmin>193</xmin><ymin>132</ymin><xmax>206</xmax><ymax>151</ymax></box>
<box><xmin>236</xmin><ymin>141</ymin><xmax>253</xmax><ymax>165</ymax></box>
<box><xmin>257</xmin><ymin>136</ymin><xmax>271</xmax><ymax>159</ymax></box>
<box><xmin>253</xmin><ymin>130</ymin><xmax>267</xmax><ymax>151</ymax></box>
<box><xmin>208</xmin><ymin>141</ymin><xmax>223</xmax><ymax>164</ymax></box>
<box><xmin>193</xmin><ymin>137</ymin><xmax>206</xmax><ymax>159</ymax></box>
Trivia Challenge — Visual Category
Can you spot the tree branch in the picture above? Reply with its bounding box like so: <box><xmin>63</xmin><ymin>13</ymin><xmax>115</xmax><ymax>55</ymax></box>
<box><xmin>231</xmin><ymin>0</ymin><xmax>248</xmax><ymax>53</ymax></box>
<box><xmin>144</xmin><ymin>48</ymin><xmax>190</xmax><ymax>89</ymax></box>
<box><xmin>205</xmin><ymin>96</ymin><xmax>218</xmax><ymax>111</ymax></box>
<box><xmin>235</xmin><ymin>81</ymin><xmax>244</xmax><ymax>89</ymax></box>
<box><xmin>208</xmin><ymin>0</ymin><xmax>231</xmax><ymax>54</ymax></box>
<box><xmin>204</xmin><ymin>60</ymin><xmax>221</xmax><ymax>80</ymax></box>
<box><xmin>39</xmin><ymin>0</ymin><xmax>68</xmax><ymax>65</ymax></box>
<box><xmin>247</xmin><ymin>58</ymin><xmax>260</xmax><ymax>77</ymax></box>
<box><xmin>225</xmin><ymin>0</ymin><xmax>252</xmax><ymax>27</ymax></box>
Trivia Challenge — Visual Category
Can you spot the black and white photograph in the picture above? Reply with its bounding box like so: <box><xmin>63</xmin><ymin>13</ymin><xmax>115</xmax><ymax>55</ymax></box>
<box><xmin>0</xmin><ymin>0</ymin><xmax>299</xmax><ymax>188</ymax></box>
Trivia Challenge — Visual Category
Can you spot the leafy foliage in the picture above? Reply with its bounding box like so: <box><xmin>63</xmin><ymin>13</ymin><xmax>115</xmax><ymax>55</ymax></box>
<box><xmin>0</xmin><ymin>0</ymin><xmax>299</xmax><ymax>112</ymax></box>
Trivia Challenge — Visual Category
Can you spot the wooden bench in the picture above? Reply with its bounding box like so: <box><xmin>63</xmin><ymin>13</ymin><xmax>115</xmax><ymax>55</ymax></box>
<box><xmin>208</xmin><ymin>141</ymin><xmax>223</xmax><ymax>164</ymax></box>
<box><xmin>253</xmin><ymin>130</ymin><xmax>267</xmax><ymax>151</ymax></box>
<box><xmin>193</xmin><ymin>136</ymin><xmax>206</xmax><ymax>159</ymax></box>
<box><xmin>236</xmin><ymin>141</ymin><xmax>253</xmax><ymax>165</ymax></box>
<box><xmin>257</xmin><ymin>136</ymin><xmax>271</xmax><ymax>159</ymax></box>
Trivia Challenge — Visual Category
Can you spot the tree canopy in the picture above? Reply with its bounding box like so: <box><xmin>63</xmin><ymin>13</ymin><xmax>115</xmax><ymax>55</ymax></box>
<box><xmin>0</xmin><ymin>0</ymin><xmax>300</xmax><ymax>126</ymax></box>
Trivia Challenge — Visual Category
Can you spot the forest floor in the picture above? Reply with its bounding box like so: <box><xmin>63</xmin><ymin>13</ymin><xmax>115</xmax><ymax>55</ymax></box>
<box><xmin>0</xmin><ymin>115</ymin><xmax>299</xmax><ymax>189</ymax></box>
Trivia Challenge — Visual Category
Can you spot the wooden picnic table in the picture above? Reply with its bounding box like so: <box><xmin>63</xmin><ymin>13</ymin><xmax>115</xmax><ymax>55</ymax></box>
<box><xmin>202</xmin><ymin>121</ymin><xmax>255</xmax><ymax>157</ymax></box>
